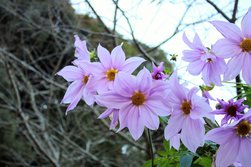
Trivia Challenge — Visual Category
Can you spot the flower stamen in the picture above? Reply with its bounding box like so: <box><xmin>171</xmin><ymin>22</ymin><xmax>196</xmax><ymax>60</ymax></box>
<box><xmin>181</xmin><ymin>100</ymin><xmax>191</xmax><ymax>115</ymax></box>
<box><xmin>207</xmin><ymin>58</ymin><xmax>212</xmax><ymax>62</ymax></box>
<box><xmin>82</xmin><ymin>76</ymin><xmax>89</xmax><ymax>84</ymax></box>
<box><xmin>131</xmin><ymin>91</ymin><xmax>145</xmax><ymax>106</ymax></box>
<box><xmin>153</xmin><ymin>73</ymin><xmax>162</xmax><ymax>80</ymax></box>
<box><xmin>106</xmin><ymin>68</ymin><xmax>118</xmax><ymax>81</ymax></box>
<box><xmin>240</xmin><ymin>38</ymin><xmax>251</xmax><ymax>52</ymax></box>
<box><xmin>226</xmin><ymin>105</ymin><xmax>237</xmax><ymax>117</ymax></box>
<box><xmin>236</xmin><ymin>120</ymin><xmax>251</xmax><ymax>137</ymax></box>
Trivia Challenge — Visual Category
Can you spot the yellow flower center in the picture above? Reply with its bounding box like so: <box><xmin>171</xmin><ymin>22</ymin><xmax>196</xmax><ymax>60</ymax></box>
<box><xmin>240</xmin><ymin>38</ymin><xmax>251</xmax><ymax>52</ymax></box>
<box><xmin>236</xmin><ymin>120</ymin><xmax>251</xmax><ymax>137</ymax></box>
<box><xmin>131</xmin><ymin>91</ymin><xmax>146</xmax><ymax>106</ymax></box>
<box><xmin>82</xmin><ymin>76</ymin><xmax>89</xmax><ymax>84</ymax></box>
<box><xmin>181</xmin><ymin>100</ymin><xmax>191</xmax><ymax>115</ymax></box>
<box><xmin>106</xmin><ymin>68</ymin><xmax>118</xmax><ymax>81</ymax></box>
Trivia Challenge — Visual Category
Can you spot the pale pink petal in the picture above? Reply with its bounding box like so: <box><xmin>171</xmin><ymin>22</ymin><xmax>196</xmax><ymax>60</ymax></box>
<box><xmin>168</xmin><ymin>72</ymin><xmax>186</xmax><ymax>100</ymax></box>
<box><xmin>57</xmin><ymin>66</ymin><xmax>84</xmax><ymax>82</ymax></box>
<box><xmin>187</xmin><ymin>87</ymin><xmax>199</xmax><ymax>100</ymax></box>
<box><xmin>215</xmin><ymin>138</ymin><xmax>240</xmax><ymax>167</ymax></box>
<box><xmin>180</xmin><ymin>117</ymin><xmax>205</xmax><ymax>153</ymax></box>
<box><xmin>170</xmin><ymin>134</ymin><xmax>181</xmax><ymax>150</ymax></box>
<box><xmin>192</xmin><ymin>97</ymin><xmax>214</xmax><ymax>120</ymax></box>
<box><xmin>182</xmin><ymin>50</ymin><xmax>202</xmax><ymax>62</ymax></box>
<box><xmin>73</xmin><ymin>61</ymin><xmax>92</xmax><ymax>74</ymax></box>
<box><xmin>224</xmin><ymin>53</ymin><xmax>245</xmax><ymax>81</ymax></box>
<box><xmin>211</xmin><ymin>109</ymin><xmax>225</xmax><ymax>115</ymax></box>
<box><xmin>151</xmin><ymin>80</ymin><xmax>169</xmax><ymax>93</ymax></box>
<box><xmin>114</xmin><ymin>72</ymin><xmax>136</xmax><ymax>97</ymax></box>
<box><xmin>111</xmin><ymin>45</ymin><xmax>126</xmax><ymax>69</ymax></box>
<box><xmin>210</xmin><ymin>21</ymin><xmax>243</xmax><ymax>42</ymax></box>
<box><xmin>110</xmin><ymin>109</ymin><xmax>119</xmax><ymax>129</ymax></box>
<box><xmin>212</xmin><ymin>58</ymin><xmax>226</xmax><ymax>74</ymax></box>
<box><xmin>212</xmin><ymin>39</ymin><xmax>242</xmax><ymax>58</ymax></box>
<box><xmin>121</xmin><ymin>57</ymin><xmax>145</xmax><ymax>73</ymax></box>
<box><xmin>90</xmin><ymin>76</ymin><xmax>109</xmax><ymax>93</ymax></box>
<box><xmin>83</xmin><ymin>88</ymin><xmax>95</xmax><ymax>106</ymax></box>
<box><xmin>66</xmin><ymin>87</ymin><xmax>84</xmax><ymax>114</ymax></box>
<box><xmin>136</xmin><ymin>68</ymin><xmax>152</xmax><ymax>94</ymax></box>
<box><xmin>207</xmin><ymin>64</ymin><xmax>222</xmax><ymax>86</ymax></box>
<box><xmin>241</xmin><ymin>7</ymin><xmax>251</xmax><ymax>38</ymax></box>
<box><xmin>205</xmin><ymin>127</ymin><xmax>234</xmax><ymax>144</ymax></box>
<box><xmin>164</xmin><ymin>112</ymin><xmax>184</xmax><ymax>140</ymax></box>
<box><xmin>146</xmin><ymin>98</ymin><xmax>170</xmax><ymax>116</ymax></box>
<box><xmin>81</xmin><ymin>62</ymin><xmax>104</xmax><ymax>75</ymax></box>
<box><xmin>139</xmin><ymin>106</ymin><xmax>159</xmax><ymax>130</ymax></box>
<box><xmin>61</xmin><ymin>81</ymin><xmax>83</xmax><ymax>103</ymax></box>
<box><xmin>183</xmin><ymin>32</ymin><xmax>195</xmax><ymax>49</ymax></box>
<box><xmin>97</xmin><ymin>44</ymin><xmax>112</xmax><ymax>69</ymax></box>
<box><xmin>74</xmin><ymin>35</ymin><xmax>90</xmax><ymax>61</ymax></box>
<box><xmin>98</xmin><ymin>108</ymin><xmax>114</xmax><ymax>119</ymax></box>
<box><xmin>95</xmin><ymin>92</ymin><xmax>131</xmax><ymax>109</ymax></box>
<box><xmin>242</xmin><ymin>53</ymin><xmax>251</xmax><ymax>85</ymax></box>
<box><xmin>118</xmin><ymin>104</ymin><xmax>134</xmax><ymax>132</ymax></box>
<box><xmin>187</xmin><ymin>60</ymin><xmax>205</xmax><ymax>75</ymax></box>
<box><xmin>127</xmin><ymin>107</ymin><xmax>145</xmax><ymax>140</ymax></box>
<box><xmin>193</xmin><ymin>33</ymin><xmax>207</xmax><ymax>50</ymax></box>
<box><xmin>238</xmin><ymin>138</ymin><xmax>251</xmax><ymax>167</ymax></box>
<box><xmin>202</xmin><ymin>65</ymin><xmax>211</xmax><ymax>86</ymax></box>
<box><xmin>107</xmin><ymin>81</ymin><xmax>114</xmax><ymax>90</ymax></box>
<box><xmin>183</xmin><ymin>32</ymin><xmax>206</xmax><ymax>50</ymax></box>
<box><xmin>221</xmin><ymin>115</ymin><xmax>231</xmax><ymax>125</ymax></box>
<box><xmin>157</xmin><ymin>62</ymin><xmax>164</xmax><ymax>71</ymax></box>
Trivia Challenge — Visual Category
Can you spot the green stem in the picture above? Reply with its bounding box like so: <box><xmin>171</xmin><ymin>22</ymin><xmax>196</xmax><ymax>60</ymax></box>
<box><xmin>147</xmin><ymin>129</ymin><xmax>154</xmax><ymax>167</ymax></box>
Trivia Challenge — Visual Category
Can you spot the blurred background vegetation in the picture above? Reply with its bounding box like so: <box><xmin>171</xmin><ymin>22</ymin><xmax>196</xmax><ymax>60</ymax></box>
<box><xmin>0</xmin><ymin>0</ymin><xmax>172</xmax><ymax>166</ymax></box>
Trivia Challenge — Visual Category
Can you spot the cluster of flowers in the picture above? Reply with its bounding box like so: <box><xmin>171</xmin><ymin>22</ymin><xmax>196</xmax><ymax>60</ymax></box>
<box><xmin>57</xmin><ymin>8</ymin><xmax>251</xmax><ymax>167</ymax></box>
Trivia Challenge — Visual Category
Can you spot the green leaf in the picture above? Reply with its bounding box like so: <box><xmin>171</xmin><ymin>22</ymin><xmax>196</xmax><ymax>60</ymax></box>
<box><xmin>159</xmin><ymin>116</ymin><xmax>168</xmax><ymax>123</ymax></box>
<box><xmin>180</xmin><ymin>154</ymin><xmax>193</xmax><ymax>167</ymax></box>
<box><xmin>193</xmin><ymin>156</ymin><xmax>212</xmax><ymax>166</ymax></box>
<box><xmin>163</xmin><ymin>140</ymin><xmax>170</xmax><ymax>152</ymax></box>
<box><xmin>141</xmin><ymin>160</ymin><xmax>152</xmax><ymax>167</ymax></box>
<box><xmin>242</xmin><ymin>85</ymin><xmax>251</xmax><ymax>107</ymax></box>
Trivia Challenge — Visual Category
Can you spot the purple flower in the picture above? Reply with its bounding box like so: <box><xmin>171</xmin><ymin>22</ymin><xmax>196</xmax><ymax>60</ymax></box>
<box><xmin>151</xmin><ymin>62</ymin><xmax>168</xmax><ymax>80</ymax></box>
<box><xmin>169</xmin><ymin>134</ymin><xmax>181</xmax><ymax>150</ymax></box>
<box><xmin>98</xmin><ymin>108</ymin><xmax>119</xmax><ymax>129</ymax></box>
<box><xmin>57</xmin><ymin>61</ymin><xmax>96</xmax><ymax>114</ymax></box>
<box><xmin>205</xmin><ymin>110</ymin><xmax>251</xmax><ymax>167</ymax></box>
<box><xmin>164</xmin><ymin>72</ymin><xmax>213</xmax><ymax>152</ymax></box>
<box><xmin>87</xmin><ymin>44</ymin><xmax>145</xmax><ymax>93</ymax></box>
<box><xmin>202</xmin><ymin>90</ymin><xmax>215</xmax><ymax>101</ymax></box>
<box><xmin>73</xmin><ymin>35</ymin><xmax>90</xmax><ymax>61</ymax></box>
<box><xmin>212</xmin><ymin>98</ymin><xmax>246</xmax><ymax>126</ymax></box>
<box><xmin>182</xmin><ymin>33</ymin><xmax>226</xmax><ymax>86</ymax></box>
<box><xmin>96</xmin><ymin>68</ymin><xmax>170</xmax><ymax>140</ymax></box>
<box><xmin>211</xmin><ymin>8</ymin><xmax>251</xmax><ymax>85</ymax></box>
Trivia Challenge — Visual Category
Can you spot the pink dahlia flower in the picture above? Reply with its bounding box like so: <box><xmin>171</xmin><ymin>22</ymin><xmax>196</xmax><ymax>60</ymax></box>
<box><xmin>57</xmin><ymin>62</ymin><xmax>96</xmax><ymax>114</ymax></box>
<box><xmin>206</xmin><ymin>110</ymin><xmax>251</xmax><ymax>167</ymax></box>
<box><xmin>164</xmin><ymin>72</ymin><xmax>213</xmax><ymax>152</ymax></box>
<box><xmin>96</xmin><ymin>68</ymin><xmax>169</xmax><ymax>140</ymax></box>
<box><xmin>86</xmin><ymin>44</ymin><xmax>145</xmax><ymax>93</ymax></box>
<box><xmin>211</xmin><ymin>8</ymin><xmax>251</xmax><ymax>84</ymax></box>
<box><xmin>202</xmin><ymin>90</ymin><xmax>215</xmax><ymax>103</ymax></box>
<box><xmin>212</xmin><ymin>98</ymin><xmax>246</xmax><ymax>126</ymax></box>
<box><xmin>151</xmin><ymin>62</ymin><xmax>168</xmax><ymax>80</ymax></box>
<box><xmin>73</xmin><ymin>35</ymin><xmax>90</xmax><ymax>61</ymax></box>
<box><xmin>182</xmin><ymin>33</ymin><xmax>226</xmax><ymax>86</ymax></box>
<box><xmin>98</xmin><ymin>108</ymin><xmax>119</xmax><ymax>129</ymax></box>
